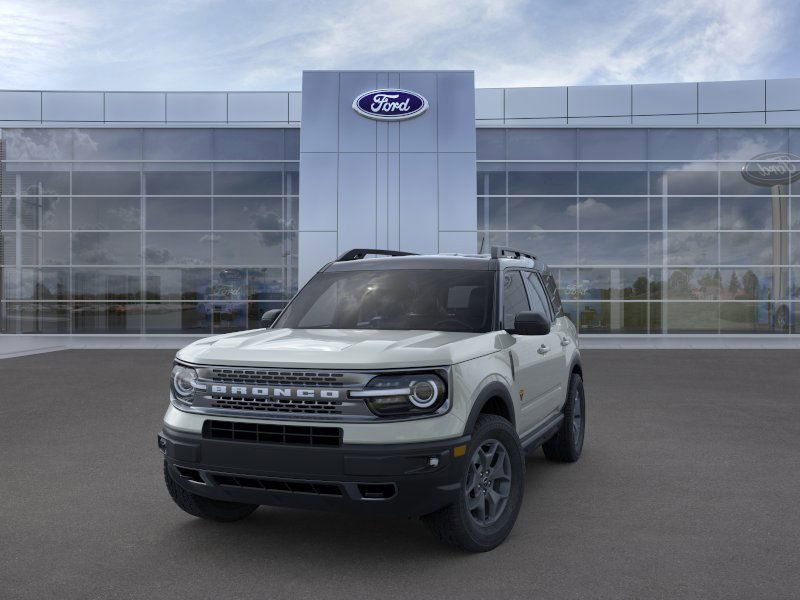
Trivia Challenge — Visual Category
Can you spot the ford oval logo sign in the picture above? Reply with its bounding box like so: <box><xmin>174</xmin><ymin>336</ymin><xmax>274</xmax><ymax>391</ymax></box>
<box><xmin>353</xmin><ymin>89</ymin><xmax>428</xmax><ymax>121</ymax></box>
<box><xmin>742</xmin><ymin>152</ymin><xmax>800</xmax><ymax>186</ymax></box>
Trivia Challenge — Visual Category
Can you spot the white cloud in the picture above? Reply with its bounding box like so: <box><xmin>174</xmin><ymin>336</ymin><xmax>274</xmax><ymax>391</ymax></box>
<box><xmin>0</xmin><ymin>0</ymin><xmax>794</xmax><ymax>90</ymax></box>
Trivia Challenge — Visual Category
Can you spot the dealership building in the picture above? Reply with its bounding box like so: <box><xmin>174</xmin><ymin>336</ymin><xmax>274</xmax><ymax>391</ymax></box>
<box><xmin>1</xmin><ymin>70</ymin><xmax>799</xmax><ymax>340</ymax></box>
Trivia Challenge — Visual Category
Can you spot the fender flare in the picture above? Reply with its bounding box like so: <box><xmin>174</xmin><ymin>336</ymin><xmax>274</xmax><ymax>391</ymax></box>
<box><xmin>463</xmin><ymin>381</ymin><xmax>516</xmax><ymax>434</ymax></box>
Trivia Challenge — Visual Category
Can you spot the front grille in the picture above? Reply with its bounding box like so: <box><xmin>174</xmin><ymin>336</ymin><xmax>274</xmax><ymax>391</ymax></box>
<box><xmin>210</xmin><ymin>395</ymin><xmax>342</xmax><ymax>415</ymax></box>
<box><xmin>204</xmin><ymin>420</ymin><xmax>342</xmax><ymax>447</ymax></box>
<box><xmin>209</xmin><ymin>368</ymin><xmax>346</xmax><ymax>387</ymax></box>
<box><xmin>209</xmin><ymin>473</ymin><xmax>343</xmax><ymax>497</ymax></box>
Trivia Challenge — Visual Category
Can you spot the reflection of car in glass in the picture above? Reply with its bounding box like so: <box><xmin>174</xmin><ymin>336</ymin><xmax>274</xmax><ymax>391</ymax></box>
<box><xmin>159</xmin><ymin>247</ymin><xmax>584</xmax><ymax>552</ymax></box>
<box><xmin>198</xmin><ymin>269</ymin><xmax>245</xmax><ymax>321</ymax></box>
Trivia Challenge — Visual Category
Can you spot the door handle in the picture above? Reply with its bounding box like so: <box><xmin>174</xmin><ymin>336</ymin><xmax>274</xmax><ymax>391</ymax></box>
<box><xmin>560</xmin><ymin>336</ymin><xmax>570</xmax><ymax>347</ymax></box>
<box><xmin>537</xmin><ymin>344</ymin><xmax>550</xmax><ymax>355</ymax></box>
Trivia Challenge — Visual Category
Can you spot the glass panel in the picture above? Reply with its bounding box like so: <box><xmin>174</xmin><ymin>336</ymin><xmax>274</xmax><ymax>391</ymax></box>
<box><xmin>477</xmin><ymin>129</ymin><xmax>506</xmax><ymax>160</ymax></box>
<box><xmin>285</xmin><ymin>196</ymin><xmax>298</xmax><ymax>230</ymax></box>
<box><xmin>578</xmin><ymin>197</ymin><xmax>647</xmax><ymax>230</ymax></box>
<box><xmin>213</xmin><ymin>165</ymin><xmax>283</xmax><ymax>195</ymax></box>
<box><xmin>247</xmin><ymin>302</ymin><xmax>286</xmax><ymax>329</ymax></box>
<box><xmin>720</xmin><ymin>196</ymin><xmax>787</xmax><ymax>230</ymax></box>
<box><xmin>72</xmin><ymin>268</ymin><xmax>141</xmax><ymax>300</ymax></box>
<box><xmin>667</xmin><ymin>233</ymin><xmax>719</xmax><ymax>265</ymax></box>
<box><xmin>213</xmin><ymin>197</ymin><xmax>284</xmax><ymax>230</ymax></box>
<box><xmin>578</xmin><ymin>233</ymin><xmax>649</xmax><ymax>265</ymax></box>
<box><xmin>719</xmin><ymin>302</ymin><xmax>781</xmax><ymax>333</ymax></box>
<box><xmin>508</xmin><ymin>164</ymin><xmax>576</xmax><ymax>195</ymax></box>
<box><xmin>213</xmin><ymin>232</ymin><xmax>294</xmax><ymax>266</ymax></box>
<box><xmin>72</xmin><ymin>197</ymin><xmax>140</xmax><ymax>230</ymax></box>
<box><xmin>718</xmin><ymin>129</ymin><xmax>788</xmax><ymax>160</ymax></box>
<box><xmin>507</xmin><ymin>232</ymin><xmax>577</xmax><ymax>265</ymax></box>
<box><xmin>664</xmin><ymin>302</ymin><xmax>719</xmax><ymax>333</ymax></box>
<box><xmin>214</xmin><ymin>129</ymin><xmax>284</xmax><ymax>160</ymax></box>
<box><xmin>720</xmin><ymin>167</ymin><xmax>774</xmax><ymax>196</ymax></box>
<box><xmin>144</xmin><ymin>303</ymin><xmax>212</xmax><ymax>334</ymax></box>
<box><xmin>145</xmin><ymin>268</ymin><xmax>212</xmax><ymax>301</ymax></box>
<box><xmin>284</xmin><ymin>129</ymin><xmax>300</xmax><ymax>159</ymax></box>
<box><xmin>502</xmin><ymin>271</ymin><xmax>530</xmax><ymax>327</ymax></box>
<box><xmin>561</xmin><ymin>301</ymin><xmax>578</xmax><ymax>326</ymax></box>
<box><xmin>649</xmin><ymin>166</ymin><xmax>717</xmax><ymax>195</ymax></box>
<box><xmin>793</xmin><ymin>303</ymin><xmax>800</xmax><ymax>334</ymax></box>
<box><xmin>648</xmin><ymin>129</ymin><xmax>718</xmax><ymax>161</ymax></box>
<box><xmin>72</xmin><ymin>232</ymin><xmax>140</xmax><ymax>265</ymax></box>
<box><xmin>5</xmin><ymin>168</ymin><xmax>70</xmax><ymax>196</ymax></box>
<box><xmin>794</xmin><ymin>232</ymin><xmax>800</xmax><ymax>265</ymax></box>
<box><xmin>649</xmin><ymin>269</ymin><xmax>663</xmax><ymax>299</ymax></box>
<box><xmin>72</xmin><ymin>170</ymin><xmax>141</xmax><ymax>195</ymax></box>
<box><xmin>284</xmin><ymin>163</ymin><xmax>299</xmax><ymax>196</ymax></box>
<box><xmin>550</xmin><ymin>269</ymin><xmax>579</xmax><ymax>302</ymax></box>
<box><xmin>577</xmin><ymin>268</ymin><xmax>649</xmax><ymax>300</ymax></box>
<box><xmin>3</xmin><ymin>129</ymin><xmax>72</xmax><ymax>160</ymax></box>
<box><xmin>20</xmin><ymin>196</ymin><xmax>70</xmax><ymax>230</ymax></box>
<box><xmin>477</xmin><ymin>197</ymin><xmax>505</xmax><ymax>230</ymax></box>
<box><xmin>507</xmin><ymin>197</ymin><xmax>576</xmax><ymax>230</ymax></box>
<box><xmin>792</xmin><ymin>198</ymin><xmax>800</xmax><ymax>230</ymax></box>
<box><xmin>650</xmin><ymin>197</ymin><xmax>663</xmax><ymax>230</ymax></box>
<box><xmin>243</xmin><ymin>267</ymin><xmax>289</xmax><ymax>301</ymax></box>
<box><xmin>507</xmin><ymin>130</ymin><xmax>576</xmax><ymax>160</ymax></box>
<box><xmin>578</xmin><ymin>130</ymin><xmax>647</xmax><ymax>160</ymax></box>
<box><xmin>73</xmin><ymin>129</ymin><xmax>142</xmax><ymax>160</ymax></box>
<box><xmin>1</xmin><ymin>302</ymin><xmax>70</xmax><ymax>333</ymax></box>
<box><xmin>145</xmin><ymin>232</ymin><xmax>213</xmax><ymax>265</ymax></box>
<box><xmin>577</xmin><ymin>301</ymin><xmax>648</xmax><ymax>334</ymax></box>
<box><xmin>666</xmin><ymin>268</ymin><xmax>720</xmax><ymax>300</ymax></box>
<box><xmin>209</xmin><ymin>268</ymin><xmax>248</xmax><ymax>302</ymax></box>
<box><xmin>5</xmin><ymin>268</ymin><xmax>69</xmax><ymax>300</ymax></box>
<box><xmin>72</xmin><ymin>303</ymin><xmax>142</xmax><ymax>333</ymax></box>
<box><xmin>792</xmin><ymin>269</ymin><xmax>800</xmax><ymax>299</ymax></box>
<box><xmin>144</xmin><ymin>170</ymin><xmax>211</xmax><ymax>195</ymax></box>
<box><xmin>476</xmin><ymin>164</ymin><xmax>505</xmax><ymax>195</ymax></box>
<box><xmin>20</xmin><ymin>232</ymin><xmax>70</xmax><ymax>265</ymax></box>
<box><xmin>579</xmin><ymin>169</ymin><xmax>647</xmax><ymax>195</ymax></box>
<box><xmin>720</xmin><ymin>232</ymin><xmax>778</xmax><ymax>265</ymax></box>
<box><xmin>145</xmin><ymin>197</ymin><xmax>211</xmax><ymax>230</ymax></box>
<box><xmin>1</xmin><ymin>233</ymin><xmax>16</xmax><ymax>264</ymax></box>
<box><xmin>667</xmin><ymin>197</ymin><xmax>718</xmax><ymax>230</ymax></box>
<box><xmin>719</xmin><ymin>267</ymin><xmax>787</xmax><ymax>301</ymax></box>
<box><xmin>211</xmin><ymin>302</ymin><xmax>248</xmax><ymax>332</ymax></box>
<box><xmin>143</xmin><ymin>129</ymin><xmax>213</xmax><ymax>160</ymax></box>
<box><xmin>650</xmin><ymin>302</ymin><xmax>663</xmax><ymax>333</ymax></box>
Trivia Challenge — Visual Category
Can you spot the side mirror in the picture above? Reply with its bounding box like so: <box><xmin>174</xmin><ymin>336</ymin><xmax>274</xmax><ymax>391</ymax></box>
<box><xmin>511</xmin><ymin>311</ymin><xmax>550</xmax><ymax>336</ymax></box>
<box><xmin>260</xmin><ymin>309</ymin><xmax>282</xmax><ymax>329</ymax></box>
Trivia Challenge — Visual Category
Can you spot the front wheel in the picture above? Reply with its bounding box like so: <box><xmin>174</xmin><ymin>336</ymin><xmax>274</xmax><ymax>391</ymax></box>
<box><xmin>422</xmin><ymin>415</ymin><xmax>525</xmax><ymax>552</ymax></box>
<box><xmin>542</xmin><ymin>373</ymin><xmax>585</xmax><ymax>463</ymax></box>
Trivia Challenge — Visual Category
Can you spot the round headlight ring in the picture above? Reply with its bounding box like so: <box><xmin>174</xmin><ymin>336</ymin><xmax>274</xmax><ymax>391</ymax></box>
<box><xmin>172</xmin><ymin>365</ymin><xmax>197</xmax><ymax>398</ymax></box>
<box><xmin>409</xmin><ymin>379</ymin><xmax>439</xmax><ymax>408</ymax></box>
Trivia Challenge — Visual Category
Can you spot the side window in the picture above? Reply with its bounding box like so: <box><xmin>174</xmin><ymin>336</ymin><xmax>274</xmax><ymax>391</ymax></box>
<box><xmin>523</xmin><ymin>272</ymin><xmax>552</xmax><ymax>321</ymax></box>
<box><xmin>502</xmin><ymin>271</ymin><xmax>530</xmax><ymax>328</ymax></box>
<box><xmin>544</xmin><ymin>273</ymin><xmax>564</xmax><ymax>316</ymax></box>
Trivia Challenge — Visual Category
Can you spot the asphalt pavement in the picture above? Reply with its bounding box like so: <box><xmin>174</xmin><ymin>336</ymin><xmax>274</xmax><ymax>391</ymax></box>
<box><xmin>1</xmin><ymin>349</ymin><xmax>799</xmax><ymax>600</ymax></box>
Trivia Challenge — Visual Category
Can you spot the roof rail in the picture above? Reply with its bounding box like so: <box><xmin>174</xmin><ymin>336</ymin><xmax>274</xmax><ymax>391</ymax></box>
<box><xmin>490</xmin><ymin>246</ymin><xmax>537</xmax><ymax>261</ymax></box>
<box><xmin>336</xmin><ymin>248</ymin><xmax>418</xmax><ymax>262</ymax></box>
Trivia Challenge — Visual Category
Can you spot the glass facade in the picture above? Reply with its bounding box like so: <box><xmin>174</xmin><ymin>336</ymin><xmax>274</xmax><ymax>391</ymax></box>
<box><xmin>0</xmin><ymin>128</ymin><xmax>299</xmax><ymax>333</ymax></box>
<box><xmin>478</xmin><ymin>128</ymin><xmax>800</xmax><ymax>335</ymax></box>
<box><xmin>1</xmin><ymin>125</ymin><xmax>798</xmax><ymax>336</ymax></box>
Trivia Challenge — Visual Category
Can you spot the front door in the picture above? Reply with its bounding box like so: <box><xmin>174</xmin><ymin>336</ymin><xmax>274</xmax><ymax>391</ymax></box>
<box><xmin>501</xmin><ymin>270</ymin><xmax>563</xmax><ymax>436</ymax></box>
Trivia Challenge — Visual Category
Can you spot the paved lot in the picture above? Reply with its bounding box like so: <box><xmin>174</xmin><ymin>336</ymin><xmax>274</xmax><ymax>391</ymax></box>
<box><xmin>1</xmin><ymin>349</ymin><xmax>799</xmax><ymax>600</ymax></box>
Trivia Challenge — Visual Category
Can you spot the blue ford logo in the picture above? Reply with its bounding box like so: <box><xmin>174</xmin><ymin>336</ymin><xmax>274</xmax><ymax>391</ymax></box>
<box><xmin>742</xmin><ymin>152</ymin><xmax>800</xmax><ymax>186</ymax></box>
<box><xmin>352</xmin><ymin>89</ymin><xmax>428</xmax><ymax>121</ymax></box>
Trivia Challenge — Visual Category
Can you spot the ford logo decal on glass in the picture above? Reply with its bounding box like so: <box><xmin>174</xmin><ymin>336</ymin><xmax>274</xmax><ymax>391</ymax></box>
<box><xmin>353</xmin><ymin>89</ymin><xmax>428</xmax><ymax>121</ymax></box>
<box><xmin>741</xmin><ymin>152</ymin><xmax>800</xmax><ymax>186</ymax></box>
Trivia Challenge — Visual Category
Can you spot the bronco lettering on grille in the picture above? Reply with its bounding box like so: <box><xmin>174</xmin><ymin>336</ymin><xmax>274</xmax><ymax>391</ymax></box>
<box><xmin>210</xmin><ymin>385</ymin><xmax>341</xmax><ymax>400</ymax></box>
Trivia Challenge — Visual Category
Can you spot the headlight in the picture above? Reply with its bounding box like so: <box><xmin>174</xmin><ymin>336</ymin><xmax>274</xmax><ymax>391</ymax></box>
<box><xmin>171</xmin><ymin>364</ymin><xmax>198</xmax><ymax>405</ymax></box>
<box><xmin>351</xmin><ymin>373</ymin><xmax>447</xmax><ymax>417</ymax></box>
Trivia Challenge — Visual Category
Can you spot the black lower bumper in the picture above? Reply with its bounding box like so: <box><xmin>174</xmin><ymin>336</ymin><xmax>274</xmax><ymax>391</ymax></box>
<box><xmin>159</xmin><ymin>424</ymin><xmax>470</xmax><ymax>518</ymax></box>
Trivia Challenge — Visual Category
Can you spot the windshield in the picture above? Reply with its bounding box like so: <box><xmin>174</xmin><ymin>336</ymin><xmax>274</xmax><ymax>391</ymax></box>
<box><xmin>274</xmin><ymin>269</ymin><xmax>496</xmax><ymax>333</ymax></box>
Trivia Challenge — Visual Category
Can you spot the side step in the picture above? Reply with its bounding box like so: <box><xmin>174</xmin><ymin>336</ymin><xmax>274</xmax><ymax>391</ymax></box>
<box><xmin>520</xmin><ymin>413</ymin><xmax>564</xmax><ymax>454</ymax></box>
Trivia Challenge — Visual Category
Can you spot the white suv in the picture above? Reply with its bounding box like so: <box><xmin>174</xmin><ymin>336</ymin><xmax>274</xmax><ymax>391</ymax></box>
<box><xmin>159</xmin><ymin>246</ymin><xmax>585</xmax><ymax>552</ymax></box>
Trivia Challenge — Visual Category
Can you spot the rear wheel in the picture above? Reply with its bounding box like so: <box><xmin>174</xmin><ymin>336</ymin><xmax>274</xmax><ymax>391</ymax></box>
<box><xmin>542</xmin><ymin>373</ymin><xmax>585</xmax><ymax>463</ymax></box>
<box><xmin>422</xmin><ymin>414</ymin><xmax>525</xmax><ymax>552</ymax></box>
<box><xmin>164</xmin><ymin>461</ymin><xmax>258</xmax><ymax>522</ymax></box>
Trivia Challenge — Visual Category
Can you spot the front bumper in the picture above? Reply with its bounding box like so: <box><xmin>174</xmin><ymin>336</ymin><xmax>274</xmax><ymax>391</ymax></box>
<box><xmin>159</xmin><ymin>424</ymin><xmax>470</xmax><ymax>518</ymax></box>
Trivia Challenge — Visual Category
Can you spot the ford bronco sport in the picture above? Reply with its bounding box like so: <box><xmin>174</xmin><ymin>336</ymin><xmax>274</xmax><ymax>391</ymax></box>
<box><xmin>159</xmin><ymin>246</ymin><xmax>585</xmax><ymax>551</ymax></box>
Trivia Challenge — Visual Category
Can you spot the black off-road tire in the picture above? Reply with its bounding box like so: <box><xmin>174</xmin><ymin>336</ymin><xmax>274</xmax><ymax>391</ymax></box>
<box><xmin>163</xmin><ymin>461</ymin><xmax>258</xmax><ymax>522</ymax></box>
<box><xmin>422</xmin><ymin>414</ymin><xmax>525</xmax><ymax>552</ymax></box>
<box><xmin>542</xmin><ymin>373</ymin><xmax>585</xmax><ymax>463</ymax></box>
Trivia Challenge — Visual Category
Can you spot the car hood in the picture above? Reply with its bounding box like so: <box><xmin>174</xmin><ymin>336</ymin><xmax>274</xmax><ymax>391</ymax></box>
<box><xmin>176</xmin><ymin>328</ymin><xmax>502</xmax><ymax>369</ymax></box>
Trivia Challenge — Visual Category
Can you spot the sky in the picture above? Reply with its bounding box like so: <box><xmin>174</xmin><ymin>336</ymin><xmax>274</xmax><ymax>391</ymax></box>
<box><xmin>0</xmin><ymin>0</ymin><xmax>797</xmax><ymax>91</ymax></box>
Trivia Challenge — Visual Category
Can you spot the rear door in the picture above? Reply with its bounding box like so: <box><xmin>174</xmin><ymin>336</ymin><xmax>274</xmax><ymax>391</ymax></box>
<box><xmin>501</xmin><ymin>270</ymin><xmax>561</xmax><ymax>435</ymax></box>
